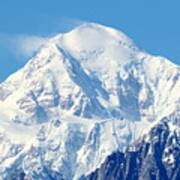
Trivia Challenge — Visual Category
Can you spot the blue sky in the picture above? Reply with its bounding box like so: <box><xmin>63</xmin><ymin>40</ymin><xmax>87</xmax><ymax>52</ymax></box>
<box><xmin>0</xmin><ymin>0</ymin><xmax>180</xmax><ymax>82</ymax></box>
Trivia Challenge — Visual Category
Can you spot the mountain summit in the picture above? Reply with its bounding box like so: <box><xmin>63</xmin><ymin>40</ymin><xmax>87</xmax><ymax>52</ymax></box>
<box><xmin>0</xmin><ymin>23</ymin><xmax>179</xmax><ymax>180</ymax></box>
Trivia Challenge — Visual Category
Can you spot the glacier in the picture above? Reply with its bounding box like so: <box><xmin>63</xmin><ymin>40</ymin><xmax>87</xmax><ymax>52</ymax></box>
<box><xmin>0</xmin><ymin>23</ymin><xmax>179</xmax><ymax>180</ymax></box>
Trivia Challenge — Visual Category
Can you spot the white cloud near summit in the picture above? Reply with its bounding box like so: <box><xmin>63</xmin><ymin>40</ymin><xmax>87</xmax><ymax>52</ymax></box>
<box><xmin>0</xmin><ymin>17</ymin><xmax>84</xmax><ymax>81</ymax></box>
<box><xmin>0</xmin><ymin>17</ymin><xmax>86</xmax><ymax>61</ymax></box>
<box><xmin>0</xmin><ymin>33</ymin><xmax>48</xmax><ymax>60</ymax></box>
<box><xmin>13</xmin><ymin>35</ymin><xmax>48</xmax><ymax>58</ymax></box>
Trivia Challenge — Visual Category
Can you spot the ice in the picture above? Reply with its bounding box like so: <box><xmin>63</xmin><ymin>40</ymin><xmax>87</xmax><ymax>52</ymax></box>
<box><xmin>0</xmin><ymin>23</ymin><xmax>179</xmax><ymax>180</ymax></box>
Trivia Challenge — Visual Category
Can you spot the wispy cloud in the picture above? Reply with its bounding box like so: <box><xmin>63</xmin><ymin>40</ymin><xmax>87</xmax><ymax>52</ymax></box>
<box><xmin>15</xmin><ymin>35</ymin><xmax>48</xmax><ymax>58</ymax></box>
<box><xmin>0</xmin><ymin>17</ymin><xmax>87</xmax><ymax>61</ymax></box>
<box><xmin>0</xmin><ymin>33</ymin><xmax>48</xmax><ymax>60</ymax></box>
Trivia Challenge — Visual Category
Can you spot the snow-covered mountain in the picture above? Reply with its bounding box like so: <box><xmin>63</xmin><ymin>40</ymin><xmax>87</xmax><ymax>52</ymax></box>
<box><xmin>82</xmin><ymin>120</ymin><xmax>180</xmax><ymax>180</ymax></box>
<box><xmin>0</xmin><ymin>23</ymin><xmax>179</xmax><ymax>180</ymax></box>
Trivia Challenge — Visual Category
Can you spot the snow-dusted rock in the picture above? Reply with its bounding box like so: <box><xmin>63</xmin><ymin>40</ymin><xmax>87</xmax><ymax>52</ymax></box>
<box><xmin>0</xmin><ymin>23</ymin><xmax>179</xmax><ymax>180</ymax></box>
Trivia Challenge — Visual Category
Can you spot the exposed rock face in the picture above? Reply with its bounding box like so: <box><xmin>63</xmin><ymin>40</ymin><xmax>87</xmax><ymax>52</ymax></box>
<box><xmin>82</xmin><ymin>120</ymin><xmax>180</xmax><ymax>180</ymax></box>
<box><xmin>7</xmin><ymin>120</ymin><xmax>180</xmax><ymax>180</ymax></box>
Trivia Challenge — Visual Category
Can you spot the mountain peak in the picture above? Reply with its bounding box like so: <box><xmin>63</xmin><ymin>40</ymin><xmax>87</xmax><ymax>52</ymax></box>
<box><xmin>53</xmin><ymin>22</ymin><xmax>138</xmax><ymax>55</ymax></box>
<box><xmin>54</xmin><ymin>22</ymin><xmax>135</xmax><ymax>44</ymax></box>
<box><xmin>66</xmin><ymin>22</ymin><xmax>134</xmax><ymax>44</ymax></box>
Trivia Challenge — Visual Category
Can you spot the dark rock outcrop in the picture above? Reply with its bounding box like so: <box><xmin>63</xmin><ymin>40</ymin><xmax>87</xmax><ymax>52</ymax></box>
<box><xmin>82</xmin><ymin>121</ymin><xmax>180</xmax><ymax>180</ymax></box>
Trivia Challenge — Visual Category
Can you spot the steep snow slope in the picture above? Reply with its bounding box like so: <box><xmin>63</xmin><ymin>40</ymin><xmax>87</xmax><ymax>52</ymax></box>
<box><xmin>0</xmin><ymin>23</ymin><xmax>179</xmax><ymax>180</ymax></box>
